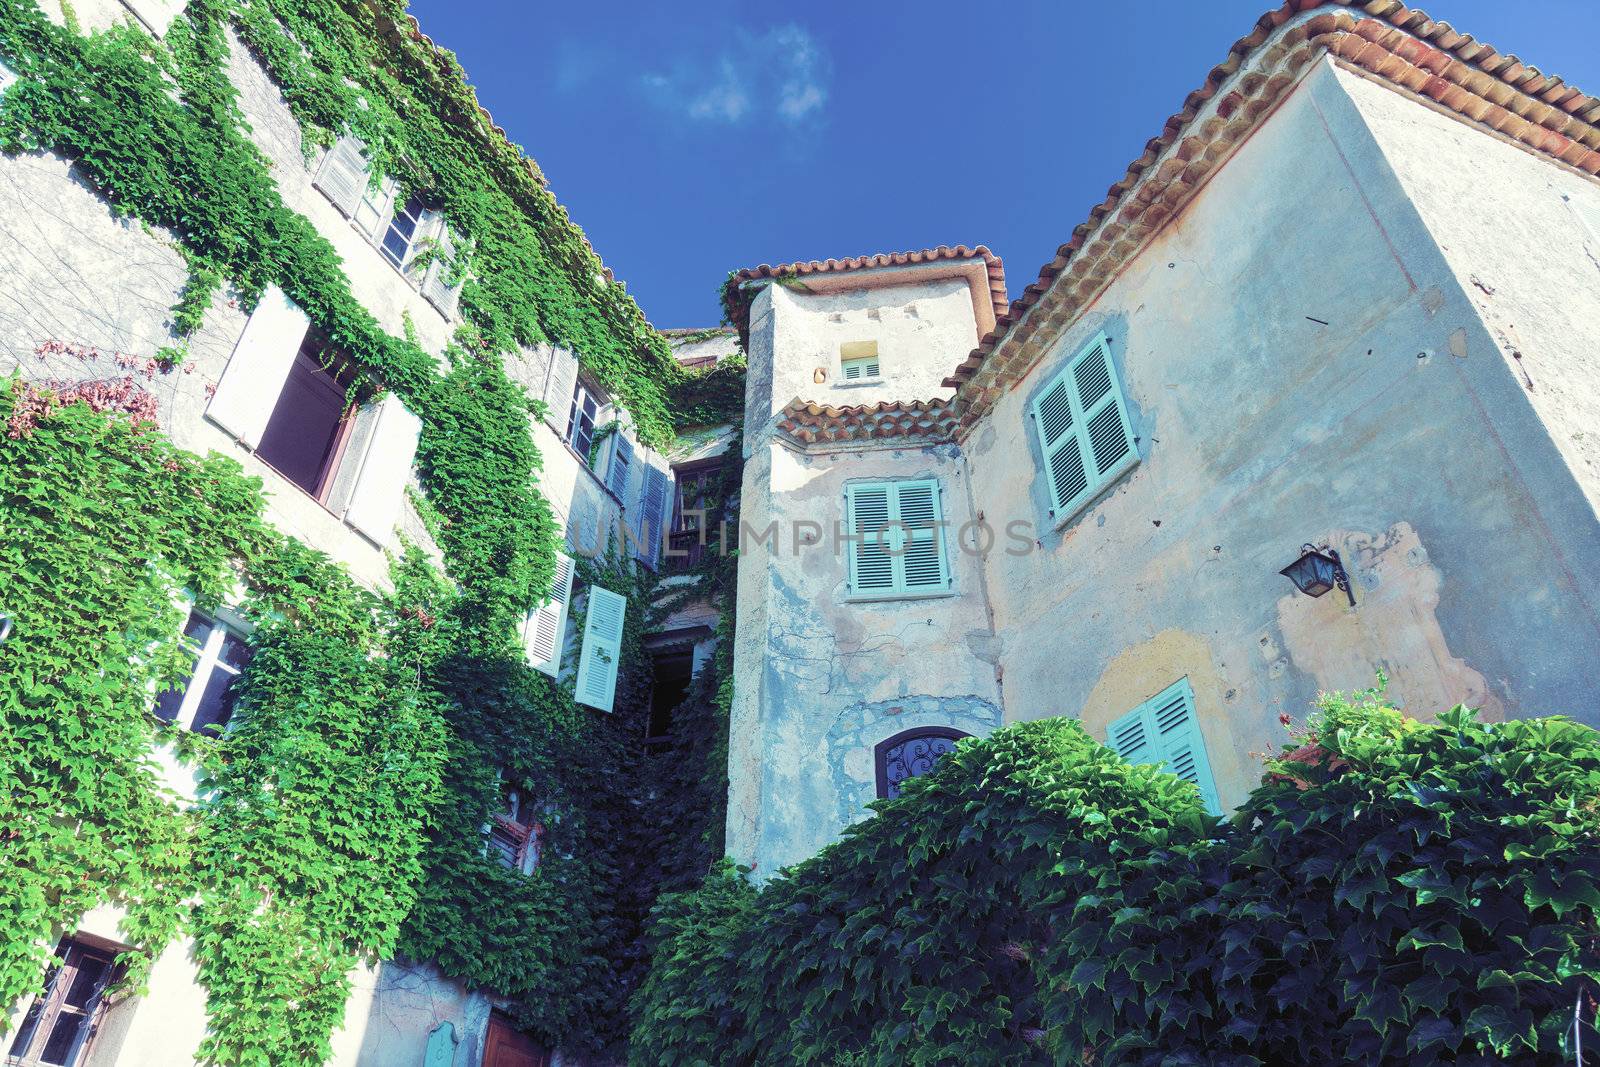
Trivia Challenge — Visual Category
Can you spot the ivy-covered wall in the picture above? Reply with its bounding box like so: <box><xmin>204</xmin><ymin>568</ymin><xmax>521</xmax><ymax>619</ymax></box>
<box><xmin>0</xmin><ymin>0</ymin><xmax>746</xmax><ymax>1061</ymax></box>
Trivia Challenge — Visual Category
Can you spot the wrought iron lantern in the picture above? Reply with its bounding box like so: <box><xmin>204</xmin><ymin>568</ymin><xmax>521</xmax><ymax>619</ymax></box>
<box><xmin>1279</xmin><ymin>544</ymin><xmax>1355</xmax><ymax>606</ymax></box>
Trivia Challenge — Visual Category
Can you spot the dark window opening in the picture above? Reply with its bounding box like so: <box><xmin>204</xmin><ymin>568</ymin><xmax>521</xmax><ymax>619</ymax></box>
<box><xmin>380</xmin><ymin>195</ymin><xmax>428</xmax><ymax>270</ymax></box>
<box><xmin>874</xmin><ymin>727</ymin><xmax>968</xmax><ymax>800</ymax></box>
<box><xmin>7</xmin><ymin>937</ymin><xmax>120</xmax><ymax>1067</ymax></box>
<box><xmin>152</xmin><ymin>610</ymin><xmax>250</xmax><ymax>736</ymax></box>
<box><xmin>488</xmin><ymin>786</ymin><xmax>542</xmax><ymax>876</ymax></box>
<box><xmin>255</xmin><ymin>336</ymin><xmax>364</xmax><ymax>500</ymax></box>
<box><xmin>645</xmin><ymin>651</ymin><xmax>694</xmax><ymax>747</ymax></box>
<box><xmin>664</xmin><ymin>460</ymin><xmax>724</xmax><ymax>574</ymax></box>
<box><xmin>566</xmin><ymin>382</ymin><xmax>600</xmax><ymax>463</ymax></box>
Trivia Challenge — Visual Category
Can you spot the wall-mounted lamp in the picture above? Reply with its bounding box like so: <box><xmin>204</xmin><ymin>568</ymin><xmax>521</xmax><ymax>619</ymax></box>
<box><xmin>1279</xmin><ymin>544</ymin><xmax>1355</xmax><ymax>606</ymax></box>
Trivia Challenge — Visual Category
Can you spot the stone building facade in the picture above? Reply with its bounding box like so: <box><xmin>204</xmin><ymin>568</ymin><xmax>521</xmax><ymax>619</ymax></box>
<box><xmin>724</xmin><ymin>6</ymin><xmax>1600</xmax><ymax>877</ymax></box>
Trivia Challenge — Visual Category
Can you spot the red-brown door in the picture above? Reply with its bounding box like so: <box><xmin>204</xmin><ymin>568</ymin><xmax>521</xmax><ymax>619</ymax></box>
<box><xmin>483</xmin><ymin>1013</ymin><xmax>550</xmax><ymax>1067</ymax></box>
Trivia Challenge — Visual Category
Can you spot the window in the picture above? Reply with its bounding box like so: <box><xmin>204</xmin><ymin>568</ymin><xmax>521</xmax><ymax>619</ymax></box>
<box><xmin>487</xmin><ymin>787</ymin><xmax>542</xmax><ymax>876</ymax></box>
<box><xmin>1105</xmin><ymin>678</ymin><xmax>1221</xmax><ymax>815</ymax></box>
<box><xmin>152</xmin><ymin>609</ymin><xmax>250</xmax><ymax>736</ymax></box>
<box><xmin>565</xmin><ymin>381</ymin><xmax>600</xmax><ymax>462</ymax></box>
<box><xmin>844</xmin><ymin>479</ymin><xmax>950</xmax><ymax>599</ymax></box>
<box><xmin>839</xmin><ymin>340</ymin><xmax>880</xmax><ymax>380</ymax></box>
<box><xmin>1030</xmin><ymin>332</ymin><xmax>1138</xmax><ymax>524</ymax></box>
<box><xmin>254</xmin><ymin>334</ymin><xmax>365</xmax><ymax>500</ymax></box>
<box><xmin>207</xmin><ymin>288</ymin><xmax>424</xmax><ymax>546</ymax></box>
<box><xmin>645</xmin><ymin>651</ymin><xmax>694</xmax><ymax>748</ymax></box>
<box><xmin>663</xmin><ymin>460</ymin><xmax>722</xmax><ymax>573</ymax></box>
<box><xmin>875</xmin><ymin>727</ymin><xmax>967</xmax><ymax>799</ymax></box>
<box><xmin>6</xmin><ymin>937</ymin><xmax>119</xmax><ymax>1067</ymax></box>
<box><xmin>379</xmin><ymin>195</ymin><xmax>429</xmax><ymax>272</ymax></box>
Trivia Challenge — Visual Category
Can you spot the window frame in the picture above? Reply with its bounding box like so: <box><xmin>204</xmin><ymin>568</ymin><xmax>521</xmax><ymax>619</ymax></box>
<box><xmin>838</xmin><ymin>340</ymin><xmax>881</xmax><ymax>383</ymax></box>
<box><xmin>1029</xmin><ymin>331</ymin><xmax>1139</xmax><ymax>528</ymax></box>
<box><xmin>565</xmin><ymin>380</ymin><xmax>602</xmax><ymax>463</ymax></box>
<box><xmin>874</xmin><ymin>726</ymin><xmax>967</xmax><ymax>800</ymax></box>
<box><xmin>843</xmin><ymin>478</ymin><xmax>953</xmax><ymax>602</ymax></box>
<box><xmin>151</xmin><ymin>607</ymin><xmax>252</xmax><ymax>737</ymax></box>
<box><xmin>6</xmin><ymin>936</ymin><xmax>120</xmax><ymax>1067</ymax></box>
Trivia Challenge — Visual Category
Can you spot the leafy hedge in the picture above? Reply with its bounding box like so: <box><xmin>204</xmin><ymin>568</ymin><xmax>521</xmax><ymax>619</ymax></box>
<box><xmin>632</xmin><ymin>689</ymin><xmax>1600</xmax><ymax>1065</ymax></box>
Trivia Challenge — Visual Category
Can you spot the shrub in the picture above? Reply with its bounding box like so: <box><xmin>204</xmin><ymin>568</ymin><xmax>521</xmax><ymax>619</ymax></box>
<box><xmin>632</xmin><ymin>692</ymin><xmax>1600</xmax><ymax>1066</ymax></box>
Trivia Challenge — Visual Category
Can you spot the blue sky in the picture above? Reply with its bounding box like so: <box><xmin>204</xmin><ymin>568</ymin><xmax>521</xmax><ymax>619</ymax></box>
<box><xmin>407</xmin><ymin>0</ymin><xmax>1600</xmax><ymax>329</ymax></box>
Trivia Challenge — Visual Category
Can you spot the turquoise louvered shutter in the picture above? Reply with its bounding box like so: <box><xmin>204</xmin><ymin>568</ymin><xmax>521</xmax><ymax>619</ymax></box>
<box><xmin>1031</xmin><ymin>332</ymin><xmax>1137</xmax><ymax>522</ymax></box>
<box><xmin>575</xmin><ymin>586</ymin><xmax>626</xmax><ymax>712</ymax></box>
<box><xmin>1105</xmin><ymin>678</ymin><xmax>1220</xmax><ymax>815</ymax></box>
<box><xmin>846</xmin><ymin>480</ymin><xmax>950</xmax><ymax>598</ymax></box>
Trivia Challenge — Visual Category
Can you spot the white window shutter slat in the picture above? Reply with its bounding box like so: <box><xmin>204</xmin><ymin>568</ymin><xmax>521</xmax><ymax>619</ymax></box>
<box><xmin>207</xmin><ymin>286</ymin><xmax>309</xmax><ymax>449</ymax></box>
<box><xmin>575</xmin><ymin>586</ymin><xmax>627</xmax><ymax>712</ymax></box>
<box><xmin>341</xmin><ymin>394</ymin><xmax>422</xmax><ymax>545</ymax></box>
<box><xmin>544</xmin><ymin>348</ymin><xmax>580</xmax><ymax>422</ymax></box>
<box><xmin>314</xmin><ymin>137</ymin><xmax>370</xmax><ymax>218</ymax></box>
<box><xmin>523</xmin><ymin>552</ymin><xmax>575</xmax><ymax>677</ymax></box>
<box><xmin>421</xmin><ymin>223</ymin><xmax>462</xmax><ymax>316</ymax></box>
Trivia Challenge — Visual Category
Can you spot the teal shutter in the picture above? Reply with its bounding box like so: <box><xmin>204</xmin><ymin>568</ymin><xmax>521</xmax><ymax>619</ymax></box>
<box><xmin>575</xmin><ymin>586</ymin><xmax>626</xmax><ymax>712</ymax></box>
<box><xmin>1105</xmin><ymin>678</ymin><xmax>1220</xmax><ymax>815</ymax></box>
<box><xmin>841</xmin><ymin>355</ymin><xmax>880</xmax><ymax>379</ymax></box>
<box><xmin>846</xmin><ymin>480</ymin><xmax>950</xmax><ymax>598</ymax></box>
<box><xmin>1031</xmin><ymin>332</ymin><xmax>1137</xmax><ymax>522</ymax></box>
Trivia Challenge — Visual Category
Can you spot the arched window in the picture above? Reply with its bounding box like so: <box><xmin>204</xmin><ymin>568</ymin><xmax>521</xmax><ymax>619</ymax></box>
<box><xmin>874</xmin><ymin>727</ymin><xmax>968</xmax><ymax>800</ymax></box>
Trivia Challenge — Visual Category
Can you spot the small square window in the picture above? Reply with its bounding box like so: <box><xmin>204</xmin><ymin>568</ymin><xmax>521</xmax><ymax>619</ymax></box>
<box><xmin>152</xmin><ymin>609</ymin><xmax>251</xmax><ymax>736</ymax></box>
<box><xmin>839</xmin><ymin>340</ymin><xmax>880</xmax><ymax>381</ymax></box>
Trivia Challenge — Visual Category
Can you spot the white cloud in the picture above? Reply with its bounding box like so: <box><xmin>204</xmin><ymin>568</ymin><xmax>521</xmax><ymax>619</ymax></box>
<box><xmin>642</xmin><ymin>24</ymin><xmax>831</xmax><ymax>127</ymax></box>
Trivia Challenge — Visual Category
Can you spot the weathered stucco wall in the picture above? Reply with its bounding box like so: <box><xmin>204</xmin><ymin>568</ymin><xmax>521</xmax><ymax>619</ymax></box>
<box><xmin>759</xmin><ymin>275</ymin><xmax>973</xmax><ymax>413</ymax></box>
<box><xmin>965</xmin><ymin>58</ymin><xmax>1600</xmax><ymax>809</ymax></box>
<box><xmin>1340</xmin><ymin>66</ymin><xmax>1600</xmax><ymax>521</ymax></box>
<box><xmin>729</xmin><ymin>437</ymin><xmax>1001</xmax><ymax>875</ymax></box>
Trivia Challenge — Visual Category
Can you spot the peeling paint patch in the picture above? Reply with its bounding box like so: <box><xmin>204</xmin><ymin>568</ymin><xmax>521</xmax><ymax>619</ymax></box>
<box><xmin>1276</xmin><ymin>522</ymin><xmax>1504</xmax><ymax>721</ymax></box>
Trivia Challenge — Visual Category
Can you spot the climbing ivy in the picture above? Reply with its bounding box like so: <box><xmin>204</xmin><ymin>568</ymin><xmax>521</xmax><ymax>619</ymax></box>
<box><xmin>633</xmin><ymin>691</ymin><xmax>1600</xmax><ymax>1066</ymax></box>
<box><xmin>0</xmin><ymin>0</ymin><xmax>743</xmax><ymax>1061</ymax></box>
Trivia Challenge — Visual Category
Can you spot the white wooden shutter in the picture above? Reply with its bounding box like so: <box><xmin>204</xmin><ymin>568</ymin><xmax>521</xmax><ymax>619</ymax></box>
<box><xmin>341</xmin><ymin>393</ymin><xmax>422</xmax><ymax>545</ymax></box>
<box><xmin>207</xmin><ymin>286</ymin><xmax>309</xmax><ymax>449</ymax></box>
<box><xmin>421</xmin><ymin>223</ymin><xmax>462</xmax><ymax>316</ymax></box>
<box><xmin>1032</xmin><ymin>332</ymin><xmax>1137</xmax><ymax>522</ymax></box>
<box><xmin>1106</xmin><ymin>678</ymin><xmax>1221</xmax><ymax>816</ymax></box>
<box><xmin>314</xmin><ymin>137</ymin><xmax>370</xmax><ymax>218</ymax></box>
<box><xmin>606</xmin><ymin>435</ymin><xmax>632</xmax><ymax>498</ymax></box>
<box><xmin>523</xmin><ymin>552</ymin><xmax>574</xmax><ymax>677</ymax></box>
<box><xmin>637</xmin><ymin>465</ymin><xmax>670</xmax><ymax>568</ymax></box>
<box><xmin>544</xmin><ymin>348</ymin><xmax>580</xmax><ymax>425</ymax></box>
<box><xmin>575</xmin><ymin>586</ymin><xmax>626</xmax><ymax>712</ymax></box>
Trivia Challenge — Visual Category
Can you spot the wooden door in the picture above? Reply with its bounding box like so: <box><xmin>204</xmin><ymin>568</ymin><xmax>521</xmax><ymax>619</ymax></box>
<box><xmin>482</xmin><ymin>1013</ymin><xmax>550</xmax><ymax>1067</ymax></box>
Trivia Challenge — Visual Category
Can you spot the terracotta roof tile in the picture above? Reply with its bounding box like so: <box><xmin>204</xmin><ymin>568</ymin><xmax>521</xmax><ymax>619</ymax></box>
<box><xmin>943</xmin><ymin>1</ymin><xmax>1600</xmax><ymax>427</ymax></box>
<box><xmin>775</xmin><ymin>397</ymin><xmax>957</xmax><ymax>448</ymax></box>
